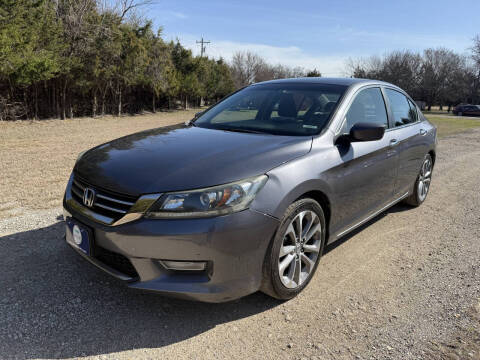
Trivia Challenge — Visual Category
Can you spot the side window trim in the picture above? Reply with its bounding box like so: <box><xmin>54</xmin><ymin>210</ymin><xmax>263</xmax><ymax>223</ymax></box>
<box><xmin>407</xmin><ymin>98</ymin><xmax>418</xmax><ymax>123</ymax></box>
<box><xmin>336</xmin><ymin>85</ymin><xmax>389</xmax><ymax>134</ymax></box>
<box><xmin>380</xmin><ymin>86</ymin><xmax>395</xmax><ymax>129</ymax></box>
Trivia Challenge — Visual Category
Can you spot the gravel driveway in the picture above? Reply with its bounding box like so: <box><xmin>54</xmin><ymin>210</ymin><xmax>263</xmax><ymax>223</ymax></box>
<box><xmin>1</xmin><ymin>129</ymin><xmax>479</xmax><ymax>360</ymax></box>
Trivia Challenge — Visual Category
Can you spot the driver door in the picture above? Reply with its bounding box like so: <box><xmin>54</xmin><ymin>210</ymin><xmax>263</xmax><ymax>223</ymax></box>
<box><xmin>329</xmin><ymin>87</ymin><xmax>398</xmax><ymax>235</ymax></box>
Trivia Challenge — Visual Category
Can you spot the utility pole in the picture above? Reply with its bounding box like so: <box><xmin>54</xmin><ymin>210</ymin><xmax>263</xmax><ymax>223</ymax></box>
<box><xmin>196</xmin><ymin>37</ymin><xmax>211</xmax><ymax>57</ymax></box>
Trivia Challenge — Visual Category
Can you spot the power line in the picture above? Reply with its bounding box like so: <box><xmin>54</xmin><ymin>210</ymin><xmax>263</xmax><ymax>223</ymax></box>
<box><xmin>196</xmin><ymin>37</ymin><xmax>211</xmax><ymax>57</ymax></box>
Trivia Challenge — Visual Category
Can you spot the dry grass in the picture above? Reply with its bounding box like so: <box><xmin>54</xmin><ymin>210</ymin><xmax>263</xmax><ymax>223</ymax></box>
<box><xmin>426</xmin><ymin>115</ymin><xmax>480</xmax><ymax>138</ymax></box>
<box><xmin>0</xmin><ymin>110</ymin><xmax>197</xmax><ymax>219</ymax></box>
<box><xmin>1</xmin><ymin>111</ymin><xmax>478</xmax><ymax>220</ymax></box>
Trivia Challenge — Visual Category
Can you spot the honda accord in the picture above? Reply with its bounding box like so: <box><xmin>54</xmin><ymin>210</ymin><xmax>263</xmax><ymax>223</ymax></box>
<box><xmin>63</xmin><ymin>78</ymin><xmax>437</xmax><ymax>302</ymax></box>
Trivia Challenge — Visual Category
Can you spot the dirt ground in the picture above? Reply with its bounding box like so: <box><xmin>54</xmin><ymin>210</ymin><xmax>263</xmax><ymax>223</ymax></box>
<box><xmin>0</xmin><ymin>115</ymin><xmax>479</xmax><ymax>359</ymax></box>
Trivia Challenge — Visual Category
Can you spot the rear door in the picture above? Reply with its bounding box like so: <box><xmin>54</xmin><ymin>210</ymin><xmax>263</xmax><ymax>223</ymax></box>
<box><xmin>330</xmin><ymin>87</ymin><xmax>398</xmax><ymax>234</ymax></box>
<box><xmin>465</xmin><ymin>106</ymin><xmax>480</xmax><ymax>116</ymax></box>
<box><xmin>383</xmin><ymin>88</ymin><xmax>427</xmax><ymax>196</ymax></box>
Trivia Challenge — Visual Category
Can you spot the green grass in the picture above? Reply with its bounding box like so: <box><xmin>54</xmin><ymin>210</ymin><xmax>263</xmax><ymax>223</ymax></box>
<box><xmin>423</xmin><ymin>110</ymin><xmax>452</xmax><ymax>116</ymax></box>
<box><xmin>425</xmin><ymin>115</ymin><xmax>480</xmax><ymax>138</ymax></box>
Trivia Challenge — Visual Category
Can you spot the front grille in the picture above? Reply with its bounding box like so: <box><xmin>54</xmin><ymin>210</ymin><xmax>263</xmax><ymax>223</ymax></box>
<box><xmin>94</xmin><ymin>245</ymin><xmax>139</xmax><ymax>279</ymax></box>
<box><xmin>71</xmin><ymin>175</ymin><xmax>137</xmax><ymax>221</ymax></box>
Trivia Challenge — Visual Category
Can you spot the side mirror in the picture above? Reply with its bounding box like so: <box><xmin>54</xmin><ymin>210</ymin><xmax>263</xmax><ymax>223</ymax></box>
<box><xmin>349</xmin><ymin>122</ymin><xmax>385</xmax><ymax>142</ymax></box>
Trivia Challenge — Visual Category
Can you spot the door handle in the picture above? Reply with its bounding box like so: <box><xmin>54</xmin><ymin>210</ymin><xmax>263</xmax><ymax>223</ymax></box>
<box><xmin>419</xmin><ymin>129</ymin><xmax>427</xmax><ymax>136</ymax></box>
<box><xmin>389</xmin><ymin>138</ymin><xmax>399</xmax><ymax>146</ymax></box>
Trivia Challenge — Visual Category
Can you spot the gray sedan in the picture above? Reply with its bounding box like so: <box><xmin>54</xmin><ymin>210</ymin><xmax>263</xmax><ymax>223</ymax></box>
<box><xmin>63</xmin><ymin>78</ymin><xmax>436</xmax><ymax>302</ymax></box>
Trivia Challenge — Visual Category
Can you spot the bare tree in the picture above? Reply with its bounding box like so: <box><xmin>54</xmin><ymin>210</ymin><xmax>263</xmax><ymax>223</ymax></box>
<box><xmin>345</xmin><ymin>55</ymin><xmax>383</xmax><ymax>79</ymax></box>
<box><xmin>470</xmin><ymin>35</ymin><xmax>480</xmax><ymax>104</ymax></box>
<box><xmin>384</xmin><ymin>52</ymin><xmax>422</xmax><ymax>89</ymax></box>
<box><xmin>231</xmin><ymin>51</ymin><xmax>307</xmax><ymax>86</ymax></box>
<box><xmin>472</xmin><ymin>35</ymin><xmax>480</xmax><ymax>67</ymax></box>
<box><xmin>260</xmin><ymin>64</ymin><xmax>306</xmax><ymax>80</ymax></box>
<box><xmin>421</xmin><ymin>48</ymin><xmax>464</xmax><ymax>110</ymax></box>
<box><xmin>345</xmin><ymin>49</ymin><xmax>471</xmax><ymax>108</ymax></box>
<box><xmin>98</xmin><ymin>0</ymin><xmax>154</xmax><ymax>21</ymax></box>
<box><xmin>230</xmin><ymin>51</ymin><xmax>266</xmax><ymax>87</ymax></box>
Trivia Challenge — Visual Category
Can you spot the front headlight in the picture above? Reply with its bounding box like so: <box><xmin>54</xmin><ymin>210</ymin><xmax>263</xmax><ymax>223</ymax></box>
<box><xmin>145</xmin><ymin>175</ymin><xmax>268</xmax><ymax>219</ymax></box>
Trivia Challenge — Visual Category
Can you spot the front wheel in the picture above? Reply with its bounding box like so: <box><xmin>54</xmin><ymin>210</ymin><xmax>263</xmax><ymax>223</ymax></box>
<box><xmin>261</xmin><ymin>198</ymin><xmax>326</xmax><ymax>300</ymax></box>
<box><xmin>404</xmin><ymin>154</ymin><xmax>433</xmax><ymax>207</ymax></box>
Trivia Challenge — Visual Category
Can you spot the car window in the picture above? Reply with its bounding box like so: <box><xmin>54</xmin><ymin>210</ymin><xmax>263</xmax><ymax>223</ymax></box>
<box><xmin>407</xmin><ymin>99</ymin><xmax>418</xmax><ymax>122</ymax></box>
<box><xmin>344</xmin><ymin>87</ymin><xmax>388</xmax><ymax>132</ymax></box>
<box><xmin>195</xmin><ymin>83</ymin><xmax>347</xmax><ymax>136</ymax></box>
<box><xmin>210</xmin><ymin>91</ymin><xmax>267</xmax><ymax>124</ymax></box>
<box><xmin>385</xmin><ymin>89</ymin><xmax>417</xmax><ymax>127</ymax></box>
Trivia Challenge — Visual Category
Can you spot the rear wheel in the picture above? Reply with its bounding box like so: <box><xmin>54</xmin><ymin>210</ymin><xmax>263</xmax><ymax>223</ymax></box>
<box><xmin>404</xmin><ymin>154</ymin><xmax>433</xmax><ymax>207</ymax></box>
<box><xmin>261</xmin><ymin>198</ymin><xmax>326</xmax><ymax>300</ymax></box>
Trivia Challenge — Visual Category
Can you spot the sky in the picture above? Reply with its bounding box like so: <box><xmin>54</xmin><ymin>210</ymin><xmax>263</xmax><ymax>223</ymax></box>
<box><xmin>146</xmin><ymin>0</ymin><xmax>479</xmax><ymax>76</ymax></box>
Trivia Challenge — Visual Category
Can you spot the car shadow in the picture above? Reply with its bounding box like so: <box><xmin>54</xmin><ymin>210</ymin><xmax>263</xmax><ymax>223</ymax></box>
<box><xmin>323</xmin><ymin>202</ymin><xmax>411</xmax><ymax>254</ymax></box>
<box><xmin>383</xmin><ymin>203</ymin><xmax>413</xmax><ymax>214</ymax></box>
<box><xmin>0</xmin><ymin>219</ymin><xmax>281</xmax><ymax>359</ymax></box>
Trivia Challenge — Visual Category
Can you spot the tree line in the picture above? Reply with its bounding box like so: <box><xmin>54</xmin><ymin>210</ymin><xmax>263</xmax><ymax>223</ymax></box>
<box><xmin>346</xmin><ymin>38</ymin><xmax>480</xmax><ymax>111</ymax></box>
<box><xmin>0</xmin><ymin>0</ymin><xmax>319</xmax><ymax>120</ymax></box>
<box><xmin>2</xmin><ymin>1</ymin><xmax>479</xmax><ymax>120</ymax></box>
<box><xmin>0</xmin><ymin>0</ymin><xmax>236</xmax><ymax>120</ymax></box>
<box><xmin>230</xmin><ymin>51</ymin><xmax>321</xmax><ymax>88</ymax></box>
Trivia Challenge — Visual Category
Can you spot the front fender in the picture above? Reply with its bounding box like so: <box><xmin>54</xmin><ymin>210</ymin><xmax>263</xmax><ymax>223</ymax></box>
<box><xmin>250</xmin><ymin>155</ymin><xmax>333</xmax><ymax>219</ymax></box>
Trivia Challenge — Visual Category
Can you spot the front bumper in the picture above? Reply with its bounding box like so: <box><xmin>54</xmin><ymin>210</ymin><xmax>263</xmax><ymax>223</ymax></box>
<box><xmin>63</xmin><ymin>201</ymin><xmax>279</xmax><ymax>302</ymax></box>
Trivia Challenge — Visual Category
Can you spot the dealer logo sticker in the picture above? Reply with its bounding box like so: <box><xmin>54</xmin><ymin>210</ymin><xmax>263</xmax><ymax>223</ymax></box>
<box><xmin>72</xmin><ymin>225</ymin><xmax>82</xmax><ymax>245</ymax></box>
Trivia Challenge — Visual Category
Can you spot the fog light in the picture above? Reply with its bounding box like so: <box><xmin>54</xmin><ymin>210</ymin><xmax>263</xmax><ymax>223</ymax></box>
<box><xmin>159</xmin><ymin>260</ymin><xmax>207</xmax><ymax>271</ymax></box>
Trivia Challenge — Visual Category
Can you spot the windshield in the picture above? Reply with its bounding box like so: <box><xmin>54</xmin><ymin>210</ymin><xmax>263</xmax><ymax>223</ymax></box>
<box><xmin>194</xmin><ymin>83</ymin><xmax>347</xmax><ymax>136</ymax></box>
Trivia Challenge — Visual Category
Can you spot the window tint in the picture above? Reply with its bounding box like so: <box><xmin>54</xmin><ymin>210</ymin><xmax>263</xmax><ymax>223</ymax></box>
<box><xmin>345</xmin><ymin>87</ymin><xmax>388</xmax><ymax>131</ymax></box>
<box><xmin>385</xmin><ymin>89</ymin><xmax>417</xmax><ymax>127</ymax></box>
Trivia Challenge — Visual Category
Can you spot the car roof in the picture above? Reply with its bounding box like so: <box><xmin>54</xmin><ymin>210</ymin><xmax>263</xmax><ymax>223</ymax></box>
<box><xmin>252</xmin><ymin>77</ymin><xmax>395</xmax><ymax>88</ymax></box>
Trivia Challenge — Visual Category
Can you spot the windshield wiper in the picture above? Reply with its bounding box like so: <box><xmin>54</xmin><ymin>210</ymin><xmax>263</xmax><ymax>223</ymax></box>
<box><xmin>217</xmin><ymin>127</ymin><xmax>269</xmax><ymax>134</ymax></box>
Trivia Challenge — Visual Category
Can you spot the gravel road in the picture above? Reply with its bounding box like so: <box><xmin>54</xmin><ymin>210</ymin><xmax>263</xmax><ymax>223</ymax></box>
<box><xmin>1</xmin><ymin>129</ymin><xmax>479</xmax><ymax>360</ymax></box>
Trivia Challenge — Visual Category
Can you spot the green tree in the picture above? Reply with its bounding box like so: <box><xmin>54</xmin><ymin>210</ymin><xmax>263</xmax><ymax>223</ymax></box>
<box><xmin>0</xmin><ymin>0</ymin><xmax>63</xmax><ymax>118</ymax></box>
<box><xmin>306</xmin><ymin>69</ymin><xmax>321</xmax><ymax>77</ymax></box>
<box><xmin>144</xmin><ymin>30</ymin><xmax>174</xmax><ymax>112</ymax></box>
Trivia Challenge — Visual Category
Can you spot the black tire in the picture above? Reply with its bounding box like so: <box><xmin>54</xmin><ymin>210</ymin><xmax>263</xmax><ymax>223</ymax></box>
<box><xmin>261</xmin><ymin>198</ymin><xmax>326</xmax><ymax>300</ymax></box>
<box><xmin>458</xmin><ymin>111</ymin><xmax>463</xmax><ymax>116</ymax></box>
<box><xmin>404</xmin><ymin>154</ymin><xmax>433</xmax><ymax>207</ymax></box>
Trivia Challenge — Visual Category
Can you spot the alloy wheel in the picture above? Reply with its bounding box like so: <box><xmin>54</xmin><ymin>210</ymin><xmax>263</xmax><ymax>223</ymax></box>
<box><xmin>418</xmin><ymin>157</ymin><xmax>432</xmax><ymax>202</ymax></box>
<box><xmin>278</xmin><ymin>210</ymin><xmax>322</xmax><ymax>289</ymax></box>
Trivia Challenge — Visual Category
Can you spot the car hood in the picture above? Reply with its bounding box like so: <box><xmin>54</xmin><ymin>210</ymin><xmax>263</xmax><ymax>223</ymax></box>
<box><xmin>74</xmin><ymin>124</ymin><xmax>312</xmax><ymax>195</ymax></box>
